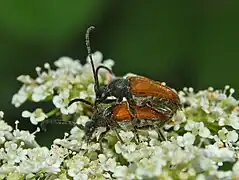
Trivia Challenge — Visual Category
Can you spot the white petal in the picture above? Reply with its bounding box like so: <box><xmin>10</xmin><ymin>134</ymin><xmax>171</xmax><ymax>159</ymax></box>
<box><xmin>30</xmin><ymin>115</ymin><xmax>38</xmax><ymax>125</ymax></box>
<box><xmin>227</xmin><ymin>130</ymin><xmax>238</xmax><ymax>142</ymax></box>
<box><xmin>53</xmin><ymin>96</ymin><xmax>63</xmax><ymax>108</ymax></box>
<box><xmin>22</xmin><ymin>111</ymin><xmax>32</xmax><ymax>118</ymax></box>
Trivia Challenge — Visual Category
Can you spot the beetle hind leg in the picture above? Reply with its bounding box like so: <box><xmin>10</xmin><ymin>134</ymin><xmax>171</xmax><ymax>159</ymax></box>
<box><xmin>132</xmin><ymin>125</ymin><xmax>140</xmax><ymax>144</ymax></box>
<box><xmin>98</xmin><ymin>129</ymin><xmax>109</xmax><ymax>153</ymax></box>
<box><xmin>124</xmin><ymin>101</ymin><xmax>141</xmax><ymax>143</ymax></box>
<box><xmin>156</xmin><ymin>128</ymin><xmax>166</xmax><ymax>141</ymax></box>
<box><xmin>114</xmin><ymin>129</ymin><xmax>124</xmax><ymax>143</ymax></box>
<box><xmin>155</xmin><ymin>122</ymin><xmax>168</xmax><ymax>141</ymax></box>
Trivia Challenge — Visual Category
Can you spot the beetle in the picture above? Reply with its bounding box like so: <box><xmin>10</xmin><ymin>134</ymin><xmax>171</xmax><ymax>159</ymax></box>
<box><xmin>71</xmin><ymin>26</ymin><xmax>181</xmax><ymax>119</ymax></box>
<box><xmin>68</xmin><ymin>99</ymin><xmax>170</xmax><ymax>144</ymax></box>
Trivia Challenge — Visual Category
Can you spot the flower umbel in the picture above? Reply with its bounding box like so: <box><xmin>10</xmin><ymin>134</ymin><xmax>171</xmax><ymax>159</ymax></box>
<box><xmin>2</xmin><ymin>53</ymin><xmax>239</xmax><ymax>179</ymax></box>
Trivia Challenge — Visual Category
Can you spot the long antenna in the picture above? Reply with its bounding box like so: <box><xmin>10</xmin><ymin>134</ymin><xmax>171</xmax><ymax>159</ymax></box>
<box><xmin>96</xmin><ymin>65</ymin><xmax>113</xmax><ymax>78</ymax></box>
<box><xmin>85</xmin><ymin>26</ymin><xmax>100</xmax><ymax>92</ymax></box>
<box><xmin>68</xmin><ymin>98</ymin><xmax>93</xmax><ymax>107</ymax></box>
<box><xmin>40</xmin><ymin>118</ymin><xmax>84</xmax><ymax>131</ymax></box>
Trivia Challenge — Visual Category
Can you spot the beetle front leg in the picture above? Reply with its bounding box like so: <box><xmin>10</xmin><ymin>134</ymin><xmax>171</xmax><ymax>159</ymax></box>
<box><xmin>98</xmin><ymin>127</ymin><xmax>110</xmax><ymax>152</ymax></box>
<box><xmin>124</xmin><ymin>90</ymin><xmax>137</xmax><ymax>117</ymax></box>
<box><xmin>124</xmin><ymin>97</ymin><xmax>140</xmax><ymax>143</ymax></box>
<box><xmin>155</xmin><ymin>126</ymin><xmax>166</xmax><ymax>141</ymax></box>
<box><xmin>97</xmin><ymin>98</ymin><xmax>117</xmax><ymax>105</ymax></box>
<box><xmin>131</xmin><ymin>120</ymin><xmax>140</xmax><ymax>144</ymax></box>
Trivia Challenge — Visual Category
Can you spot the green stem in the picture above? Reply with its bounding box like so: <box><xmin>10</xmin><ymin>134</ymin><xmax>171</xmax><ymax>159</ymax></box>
<box><xmin>46</xmin><ymin>108</ymin><xmax>59</xmax><ymax>117</ymax></box>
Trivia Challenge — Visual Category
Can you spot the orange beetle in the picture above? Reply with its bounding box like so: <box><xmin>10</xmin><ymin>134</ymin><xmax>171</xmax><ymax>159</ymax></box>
<box><xmin>70</xmin><ymin>26</ymin><xmax>181</xmax><ymax>120</ymax></box>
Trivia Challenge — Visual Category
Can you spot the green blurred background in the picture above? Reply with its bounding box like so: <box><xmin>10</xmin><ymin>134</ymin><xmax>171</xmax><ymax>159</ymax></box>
<box><xmin>1</xmin><ymin>1</ymin><xmax>239</xmax><ymax>146</ymax></box>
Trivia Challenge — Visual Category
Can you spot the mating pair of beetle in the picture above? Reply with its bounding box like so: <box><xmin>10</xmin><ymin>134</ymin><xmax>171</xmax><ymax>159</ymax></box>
<box><xmin>63</xmin><ymin>26</ymin><xmax>181</xmax><ymax>144</ymax></box>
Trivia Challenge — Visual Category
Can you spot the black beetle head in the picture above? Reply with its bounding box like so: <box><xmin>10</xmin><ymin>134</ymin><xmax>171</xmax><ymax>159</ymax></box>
<box><xmin>95</xmin><ymin>86</ymin><xmax>109</xmax><ymax>104</ymax></box>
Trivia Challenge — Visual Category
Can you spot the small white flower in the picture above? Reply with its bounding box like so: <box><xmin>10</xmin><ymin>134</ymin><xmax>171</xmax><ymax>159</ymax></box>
<box><xmin>17</xmin><ymin>75</ymin><xmax>34</xmax><ymax>84</ymax></box>
<box><xmin>53</xmin><ymin>96</ymin><xmax>70</xmax><ymax>115</ymax></box>
<box><xmin>113</xmin><ymin>166</ymin><xmax>128</xmax><ymax>178</ymax></box>
<box><xmin>211</xmin><ymin>106</ymin><xmax>224</xmax><ymax>116</ymax></box>
<box><xmin>218</xmin><ymin>128</ymin><xmax>228</xmax><ymax>141</ymax></box>
<box><xmin>227</xmin><ymin>130</ymin><xmax>238</xmax><ymax>142</ymax></box>
<box><xmin>0</xmin><ymin>121</ymin><xmax>12</xmax><ymax>132</ymax></box>
<box><xmin>0</xmin><ymin>134</ymin><xmax>5</xmax><ymax>144</ymax></box>
<box><xmin>78</xmin><ymin>91</ymin><xmax>88</xmax><ymax>99</ymax></box>
<box><xmin>184</xmin><ymin>120</ymin><xmax>196</xmax><ymax>131</ymax></box>
<box><xmin>54</xmin><ymin>57</ymin><xmax>82</xmax><ymax>74</ymax></box>
<box><xmin>118</xmin><ymin>131</ymin><xmax>134</xmax><ymax>143</ymax></box>
<box><xmin>196</xmin><ymin>174</ymin><xmax>206</xmax><ymax>180</ymax></box>
<box><xmin>53</xmin><ymin>95</ymin><xmax>65</xmax><ymax>110</ymax></box>
<box><xmin>0</xmin><ymin>111</ymin><xmax>4</xmax><ymax>119</ymax></box>
<box><xmin>135</xmin><ymin>157</ymin><xmax>162</xmax><ymax>178</ymax></box>
<box><xmin>183</xmin><ymin>132</ymin><xmax>196</xmax><ymax>146</ymax></box>
<box><xmin>86</xmin><ymin>51</ymin><xmax>103</xmax><ymax>65</ymax></box>
<box><xmin>228</xmin><ymin>113</ymin><xmax>239</xmax><ymax>129</ymax></box>
<box><xmin>204</xmin><ymin>144</ymin><xmax>235</xmax><ymax>162</ymax></box>
<box><xmin>200</xmin><ymin>96</ymin><xmax>210</xmax><ymax>113</ymax></box>
<box><xmin>73</xmin><ymin>173</ymin><xmax>88</xmax><ymax>180</ymax></box>
<box><xmin>198</xmin><ymin>156</ymin><xmax>216</xmax><ymax>172</ymax></box>
<box><xmin>218</xmin><ymin>117</ymin><xmax>226</xmax><ymax>126</ymax></box>
<box><xmin>103</xmin><ymin>59</ymin><xmax>115</xmax><ymax>69</ymax></box>
<box><xmin>32</xmin><ymin>85</ymin><xmax>52</xmax><ymax>102</ymax></box>
<box><xmin>66</xmin><ymin>155</ymin><xmax>90</xmax><ymax>178</ymax></box>
<box><xmin>53</xmin><ymin>89</ymin><xmax>78</xmax><ymax>115</ymax></box>
<box><xmin>67</xmin><ymin>103</ymin><xmax>78</xmax><ymax>114</ymax></box>
<box><xmin>22</xmin><ymin>108</ymin><xmax>47</xmax><ymax>125</ymax></box>
<box><xmin>176</xmin><ymin>136</ymin><xmax>184</xmax><ymax>147</ymax></box>
<box><xmin>76</xmin><ymin>116</ymin><xmax>90</xmax><ymax>126</ymax></box>
<box><xmin>198</xmin><ymin>125</ymin><xmax>211</xmax><ymax>138</ymax></box>
<box><xmin>115</xmin><ymin>142</ymin><xmax>137</xmax><ymax>155</ymax></box>
<box><xmin>99</xmin><ymin>155</ymin><xmax>117</xmax><ymax>172</ymax></box>
<box><xmin>11</xmin><ymin>85</ymin><xmax>28</xmax><ymax>107</ymax></box>
<box><xmin>13</xmin><ymin>129</ymin><xmax>39</xmax><ymax>147</ymax></box>
<box><xmin>232</xmin><ymin>161</ymin><xmax>239</xmax><ymax>176</ymax></box>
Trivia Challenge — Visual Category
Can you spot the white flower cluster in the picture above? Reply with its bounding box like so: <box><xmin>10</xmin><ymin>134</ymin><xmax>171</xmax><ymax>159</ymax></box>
<box><xmin>1</xmin><ymin>53</ymin><xmax>239</xmax><ymax>179</ymax></box>
<box><xmin>12</xmin><ymin>51</ymin><xmax>114</xmax><ymax>125</ymax></box>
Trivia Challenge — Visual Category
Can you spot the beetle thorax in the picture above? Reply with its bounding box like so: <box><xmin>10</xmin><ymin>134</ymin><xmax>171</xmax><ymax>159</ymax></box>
<box><xmin>107</xmin><ymin>78</ymin><xmax>130</xmax><ymax>97</ymax></box>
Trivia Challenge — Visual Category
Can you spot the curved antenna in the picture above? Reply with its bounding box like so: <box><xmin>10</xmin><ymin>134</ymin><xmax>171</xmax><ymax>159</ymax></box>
<box><xmin>96</xmin><ymin>65</ymin><xmax>113</xmax><ymax>78</ymax></box>
<box><xmin>40</xmin><ymin>118</ymin><xmax>84</xmax><ymax>131</ymax></box>
<box><xmin>85</xmin><ymin>26</ymin><xmax>100</xmax><ymax>93</ymax></box>
<box><xmin>68</xmin><ymin>98</ymin><xmax>93</xmax><ymax>107</ymax></box>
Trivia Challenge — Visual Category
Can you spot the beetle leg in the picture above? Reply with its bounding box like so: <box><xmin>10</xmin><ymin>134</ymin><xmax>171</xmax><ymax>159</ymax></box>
<box><xmin>112</xmin><ymin>125</ymin><xmax>124</xmax><ymax>143</ymax></box>
<box><xmin>100</xmin><ymin>98</ymin><xmax>117</xmax><ymax>104</ymax></box>
<box><xmin>156</xmin><ymin>128</ymin><xmax>166</xmax><ymax>141</ymax></box>
<box><xmin>132</xmin><ymin>123</ymin><xmax>140</xmax><ymax>144</ymax></box>
<box><xmin>114</xmin><ymin>129</ymin><xmax>124</xmax><ymax>143</ymax></box>
<box><xmin>106</xmin><ymin>114</ymin><xmax>124</xmax><ymax>143</ymax></box>
<box><xmin>97</xmin><ymin>127</ymin><xmax>110</xmax><ymax>153</ymax></box>
<box><xmin>40</xmin><ymin>118</ymin><xmax>84</xmax><ymax>131</ymax></box>
<box><xmin>145</xmin><ymin>102</ymin><xmax>163</xmax><ymax>114</ymax></box>
<box><xmin>128</xmin><ymin>104</ymin><xmax>136</xmax><ymax>117</ymax></box>
<box><xmin>159</xmin><ymin>116</ymin><xmax>172</xmax><ymax>128</ymax></box>
<box><xmin>147</xmin><ymin>102</ymin><xmax>174</xmax><ymax>119</ymax></box>
<box><xmin>109</xmin><ymin>123</ymin><xmax>124</xmax><ymax>143</ymax></box>
<box><xmin>154</xmin><ymin>123</ymin><xmax>167</xmax><ymax>141</ymax></box>
<box><xmin>123</xmin><ymin>92</ymin><xmax>136</xmax><ymax>117</ymax></box>
<box><xmin>125</xmin><ymin>102</ymin><xmax>141</xmax><ymax>143</ymax></box>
